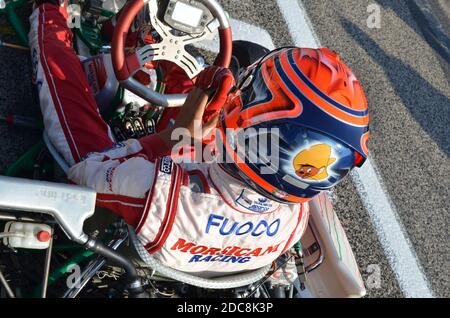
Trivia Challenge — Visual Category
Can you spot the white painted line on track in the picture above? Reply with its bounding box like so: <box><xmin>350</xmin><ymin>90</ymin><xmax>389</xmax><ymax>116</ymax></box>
<box><xmin>276</xmin><ymin>0</ymin><xmax>433</xmax><ymax>298</ymax></box>
<box><xmin>351</xmin><ymin>159</ymin><xmax>433</xmax><ymax>297</ymax></box>
<box><xmin>275</xmin><ymin>0</ymin><xmax>320</xmax><ymax>49</ymax></box>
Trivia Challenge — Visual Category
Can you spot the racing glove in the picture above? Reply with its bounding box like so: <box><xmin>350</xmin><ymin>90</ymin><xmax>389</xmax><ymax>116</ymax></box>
<box><xmin>195</xmin><ymin>66</ymin><xmax>236</xmax><ymax>124</ymax></box>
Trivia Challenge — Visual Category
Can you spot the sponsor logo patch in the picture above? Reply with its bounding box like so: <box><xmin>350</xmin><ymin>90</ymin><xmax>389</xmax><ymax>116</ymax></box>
<box><xmin>105</xmin><ymin>167</ymin><xmax>116</xmax><ymax>192</ymax></box>
<box><xmin>169</xmin><ymin>238</ymin><xmax>284</xmax><ymax>264</ymax></box>
<box><xmin>235</xmin><ymin>189</ymin><xmax>273</xmax><ymax>213</ymax></box>
<box><xmin>205</xmin><ymin>214</ymin><xmax>281</xmax><ymax>237</ymax></box>
<box><xmin>85</xmin><ymin>61</ymin><xmax>100</xmax><ymax>95</ymax></box>
<box><xmin>31</xmin><ymin>48</ymin><xmax>39</xmax><ymax>84</ymax></box>
<box><xmin>159</xmin><ymin>156</ymin><xmax>173</xmax><ymax>174</ymax></box>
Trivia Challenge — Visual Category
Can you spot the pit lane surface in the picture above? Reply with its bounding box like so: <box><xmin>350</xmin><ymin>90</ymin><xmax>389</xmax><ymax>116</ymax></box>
<box><xmin>0</xmin><ymin>1</ymin><xmax>448</xmax><ymax>298</ymax></box>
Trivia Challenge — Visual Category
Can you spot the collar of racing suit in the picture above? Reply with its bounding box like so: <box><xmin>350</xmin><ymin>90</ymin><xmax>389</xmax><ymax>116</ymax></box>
<box><xmin>208</xmin><ymin>162</ymin><xmax>281</xmax><ymax>214</ymax></box>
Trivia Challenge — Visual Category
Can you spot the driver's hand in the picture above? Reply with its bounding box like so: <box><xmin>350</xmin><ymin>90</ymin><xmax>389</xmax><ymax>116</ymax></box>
<box><xmin>158</xmin><ymin>87</ymin><xmax>218</xmax><ymax>150</ymax></box>
<box><xmin>158</xmin><ymin>66</ymin><xmax>234</xmax><ymax>152</ymax></box>
<box><xmin>195</xmin><ymin>66</ymin><xmax>235</xmax><ymax>123</ymax></box>
<box><xmin>176</xmin><ymin>87</ymin><xmax>219</xmax><ymax>139</ymax></box>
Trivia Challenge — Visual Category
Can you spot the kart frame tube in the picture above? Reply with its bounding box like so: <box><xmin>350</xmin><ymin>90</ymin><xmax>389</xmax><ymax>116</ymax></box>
<box><xmin>84</xmin><ymin>237</ymin><xmax>148</xmax><ymax>298</ymax></box>
<box><xmin>0</xmin><ymin>267</ymin><xmax>15</xmax><ymax>298</ymax></box>
<box><xmin>40</xmin><ymin>226</ymin><xmax>54</xmax><ymax>298</ymax></box>
<box><xmin>63</xmin><ymin>233</ymin><xmax>128</xmax><ymax>298</ymax></box>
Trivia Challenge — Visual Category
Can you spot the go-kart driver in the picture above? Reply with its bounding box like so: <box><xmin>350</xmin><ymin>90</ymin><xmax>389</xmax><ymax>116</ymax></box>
<box><xmin>30</xmin><ymin>1</ymin><xmax>369</xmax><ymax>276</ymax></box>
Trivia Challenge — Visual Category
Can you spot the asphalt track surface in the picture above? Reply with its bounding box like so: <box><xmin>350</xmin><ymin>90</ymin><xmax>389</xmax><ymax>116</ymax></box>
<box><xmin>0</xmin><ymin>1</ymin><xmax>448</xmax><ymax>298</ymax></box>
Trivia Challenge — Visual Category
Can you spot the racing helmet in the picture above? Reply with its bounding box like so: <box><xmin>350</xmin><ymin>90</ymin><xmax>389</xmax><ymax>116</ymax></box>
<box><xmin>217</xmin><ymin>47</ymin><xmax>369</xmax><ymax>203</ymax></box>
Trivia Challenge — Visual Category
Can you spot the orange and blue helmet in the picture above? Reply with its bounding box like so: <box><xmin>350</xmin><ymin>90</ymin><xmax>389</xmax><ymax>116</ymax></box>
<box><xmin>217</xmin><ymin>47</ymin><xmax>369</xmax><ymax>203</ymax></box>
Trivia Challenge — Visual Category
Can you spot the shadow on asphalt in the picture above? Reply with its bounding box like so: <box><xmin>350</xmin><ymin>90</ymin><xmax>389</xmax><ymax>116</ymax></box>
<box><xmin>340</xmin><ymin>18</ymin><xmax>450</xmax><ymax>157</ymax></box>
<box><xmin>375</xmin><ymin>0</ymin><xmax>450</xmax><ymax>65</ymax></box>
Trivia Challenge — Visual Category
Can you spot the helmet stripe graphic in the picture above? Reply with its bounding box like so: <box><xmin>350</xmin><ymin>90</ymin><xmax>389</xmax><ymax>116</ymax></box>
<box><xmin>286</xmin><ymin>50</ymin><xmax>369</xmax><ymax>116</ymax></box>
<box><xmin>225</xmin><ymin>60</ymin><xmax>303</xmax><ymax>130</ymax></box>
<box><xmin>276</xmin><ymin>50</ymin><xmax>369</xmax><ymax>127</ymax></box>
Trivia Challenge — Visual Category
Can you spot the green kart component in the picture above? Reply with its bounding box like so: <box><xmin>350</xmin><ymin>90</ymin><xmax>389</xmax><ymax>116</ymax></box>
<box><xmin>0</xmin><ymin>0</ymin><xmax>30</xmax><ymax>47</ymax></box>
<box><xmin>4</xmin><ymin>140</ymin><xmax>46</xmax><ymax>177</ymax></box>
<box><xmin>103</xmin><ymin>85</ymin><xmax>124</xmax><ymax>122</ymax></box>
<box><xmin>90</xmin><ymin>7</ymin><xmax>116</xmax><ymax>19</ymax></box>
<box><xmin>69</xmin><ymin>0</ymin><xmax>122</xmax><ymax>54</ymax></box>
<box><xmin>30</xmin><ymin>249</ymin><xmax>95</xmax><ymax>298</ymax></box>
<box><xmin>73</xmin><ymin>20</ymin><xmax>103</xmax><ymax>54</ymax></box>
<box><xmin>29</xmin><ymin>222</ymin><xmax>119</xmax><ymax>298</ymax></box>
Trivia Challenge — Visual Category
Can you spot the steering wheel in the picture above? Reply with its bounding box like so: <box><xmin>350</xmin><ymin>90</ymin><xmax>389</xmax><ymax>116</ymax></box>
<box><xmin>111</xmin><ymin>0</ymin><xmax>232</xmax><ymax>107</ymax></box>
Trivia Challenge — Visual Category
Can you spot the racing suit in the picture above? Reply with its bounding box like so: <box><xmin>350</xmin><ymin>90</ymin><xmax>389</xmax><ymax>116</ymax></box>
<box><xmin>29</xmin><ymin>3</ymin><xmax>309</xmax><ymax>276</ymax></box>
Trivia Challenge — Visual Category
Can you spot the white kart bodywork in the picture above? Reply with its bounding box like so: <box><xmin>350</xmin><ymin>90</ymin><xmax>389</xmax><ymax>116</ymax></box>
<box><xmin>301</xmin><ymin>193</ymin><xmax>366</xmax><ymax>298</ymax></box>
<box><xmin>0</xmin><ymin>176</ymin><xmax>96</xmax><ymax>244</ymax></box>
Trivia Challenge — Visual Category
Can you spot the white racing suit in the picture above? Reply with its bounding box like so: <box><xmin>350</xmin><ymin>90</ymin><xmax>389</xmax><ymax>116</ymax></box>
<box><xmin>29</xmin><ymin>4</ymin><xmax>309</xmax><ymax>277</ymax></box>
